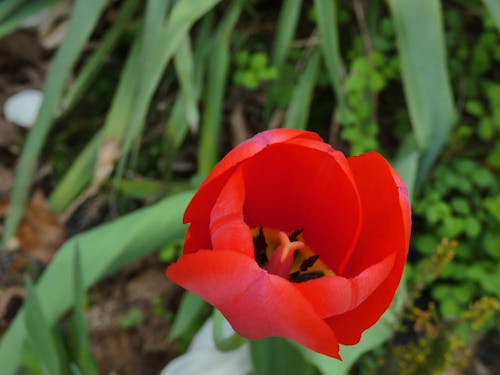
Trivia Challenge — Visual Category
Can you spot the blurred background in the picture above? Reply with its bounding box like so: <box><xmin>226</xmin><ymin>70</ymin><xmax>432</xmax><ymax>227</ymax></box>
<box><xmin>0</xmin><ymin>0</ymin><xmax>499</xmax><ymax>374</ymax></box>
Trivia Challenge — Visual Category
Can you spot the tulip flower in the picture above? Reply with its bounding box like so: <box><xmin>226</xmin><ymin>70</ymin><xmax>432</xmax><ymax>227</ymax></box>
<box><xmin>166</xmin><ymin>129</ymin><xmax>411</xmax><ymax>359</ymax></box>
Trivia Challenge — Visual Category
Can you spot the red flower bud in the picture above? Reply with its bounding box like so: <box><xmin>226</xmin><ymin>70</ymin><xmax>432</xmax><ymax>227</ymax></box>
<box><xmin>166</xmin><ymin>129</ymin><xmax>411</xmax><ymax>359</ymax></box>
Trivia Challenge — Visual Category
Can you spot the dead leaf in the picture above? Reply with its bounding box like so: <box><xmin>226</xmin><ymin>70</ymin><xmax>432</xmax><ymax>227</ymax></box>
<box><xmin>62</xmin><ymin>139</ymin><xmax>120</xmax><ymax>221</ymax></box>
<box><xmin>93</xmin><ymin>139</ymin><xmax>121</xmax><ymax>188</ymax></box>
<box><xmin>0</xmin><ymin>190</ymin><xmax>65</xmax><ymax>263</ymax></box>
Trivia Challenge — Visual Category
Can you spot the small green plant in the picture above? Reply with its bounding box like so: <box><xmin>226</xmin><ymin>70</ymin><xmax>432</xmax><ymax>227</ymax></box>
<box><xmin>233</xmin><ymin>50</ymin><xmax>278</xmax><ymax>89</ymax></box>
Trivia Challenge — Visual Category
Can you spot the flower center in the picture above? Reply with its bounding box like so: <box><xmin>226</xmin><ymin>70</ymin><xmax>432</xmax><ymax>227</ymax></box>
<box><xmin>252</xmin><ymin>227</ymin><xmax>334</xmax><ymax>282</ymax></box>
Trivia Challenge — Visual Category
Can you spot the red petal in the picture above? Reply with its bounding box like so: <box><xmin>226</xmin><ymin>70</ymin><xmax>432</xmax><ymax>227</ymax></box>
<box><xmin>209</xmin><ymin>167</ymin><xmax>253</xmax><ymax>256</ymax></box>
<box><xmin>183</xmin><ymin>220</ymin><xmax>212</xmax><ymax>254</ymax></box>
<box><xmin>295</xmin><ymin>252</ymin><xmax>396</xmax><ymax>318</ymax></box>
<box><xmin>325</xmin><ymin>152</ymin><xmax>411</xmax><ymax>344</ymax></box>
<box><xmin>184</xmin><ymin>129</ymin><xmax>321</xmax><ymax>224</ymax></box>
<box><xmin>241</xmin><ymin>143</ymin><xmax>362</xmax><ymax>273</ymax></box>
<box><xmin>166</xmin><ymin>250</ymin><xmax>341</xmax><ymax>358</ymax></box>
<box><xmin>342</xmin><ymin>152</ymin><xmax>410</xmax><ymax>276</ymax></box>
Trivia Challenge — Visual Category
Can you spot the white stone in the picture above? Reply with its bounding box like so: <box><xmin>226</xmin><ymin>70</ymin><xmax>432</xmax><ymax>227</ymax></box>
<box><xmin>160</xmin><ymin>317</ymin><xmax>251</xmax><ymax>375</ymax></box>
<box><xmin>3</xmin><ymin>89</ymin><xmax>43</xmax><ymax>128</ymax></box>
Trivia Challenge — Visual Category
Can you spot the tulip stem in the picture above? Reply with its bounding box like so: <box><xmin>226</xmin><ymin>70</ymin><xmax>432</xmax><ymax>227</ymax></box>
<box><xmin>212</xmin><ymin>309</ymin><xmax>247</xmax><ymax>352</ymax></box>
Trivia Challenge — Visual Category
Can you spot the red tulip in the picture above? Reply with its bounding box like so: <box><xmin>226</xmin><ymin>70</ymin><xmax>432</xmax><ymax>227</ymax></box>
<box><xmin>166</xmin><ymin>129</ymin><xmax>411</xmax><ymax>359</ymax></box>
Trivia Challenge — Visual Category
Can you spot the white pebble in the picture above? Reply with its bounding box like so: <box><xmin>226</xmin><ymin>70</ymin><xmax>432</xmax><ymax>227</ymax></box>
<box><xmin>3</xmin><ymin>89</ymin><xmax>43</xmax><ymax>128</ymax></box>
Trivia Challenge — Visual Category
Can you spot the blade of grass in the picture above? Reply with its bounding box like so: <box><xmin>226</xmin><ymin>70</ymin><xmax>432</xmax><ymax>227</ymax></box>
<box><xmin>70</xmin><ymin>248</ymin><xmax>98</xmax><ymax>375</ymax></box>
<box><xmin>174</xmin><ymin>36</ymin><xmax>199</xmax><ymax>132</ymax></box>
<box><xmin>24</xmin><ymin>277</ymin><xmax>63</xmax><ymax>375</ymax></box>
<box><xmin>113</xmin><ymin>0</ymin><xmax>169</xmax><ymax>181</ymax></box>
<box><xmin>0</xmin><ymin>0</ymin><xmax>60</xmax><ymax>38</ymax></box>
<box><xmin>60</xmin><ymin>0</ymin><xmax>141</xmax><ymax>115</ymax></box>
<box><xmin>284</xmin><ymin>50</ymin><xmax>320</xmax><ymax>130</ymax></box>
<box><xmin>271</xmin><ymin>0</ymin><xmax>302</xmax><ymax>68</ymax></box>
<box><xmin>2</xmin><ymin>0</ymin><xmax>107</xmax><ymax>246</ymax></box>
<box><xmin>48</xmin><ymin>36</ymin><xmax>142</xmax><ymax>212</ymax></box>
<box><xmin>115</xmin><ymin>0</ymin><xmax>223</xmax><ymax>182</ymax></box>
<box><xmin>0</xmin><ymin>190</ymin><xmax>193</xmax><ymax>375</ymax></box>
<box><xmin>266</xmin><ymin>0</ymin><xmax>302</xmax><ymax>118</ymax></box>
<box><xmin>313</xmin><ymin>0</ymin><xmax>345</xmax><ymax>104</ymax></box>
<box><xmin>163</xmin><ymin>13</ymin><xmax>214</xmax><ymax>154</ymax></box>
<box><xmin>388</xmin><ymin>0</ymin><xmax>456</xmax><ymax>188</ymax></box>
<box><xmin>483</xmin><ymin>0</ymin><xmax>500</xmax><ymax>32</ymax></box>
<box><xmin>198</xmin><ymin>0</ymin><xmax>243</xmax><ymax>176</ymax></box>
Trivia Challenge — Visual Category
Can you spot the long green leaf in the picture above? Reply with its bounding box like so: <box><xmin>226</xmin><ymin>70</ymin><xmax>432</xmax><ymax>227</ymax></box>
<box><xmin>164</xmin><ymin>13</ymin><xmax>214</xmax><ymax>153</ymax></box>
<box><xmin>0</xmin><ymin>191</ymin><xmax>193</xmax><ymax>375</ymax></box>
<box><xmin>284</xmin><ymin>50</ymin><xmax>320</xmax><ymax>130</ymax></box>
<box><xmin>2</xmin><ymin>0</ymin><xmax>107</xmax><ymax>245</ymax></box>
<box><xmin>313</xmin><ymin>0</ymin><xmax>345</xmax><ymax>103</ymax></box>
<box><xmin>114</xmin><ymin>0</ymin><xmax>170</xmax><ymax>182</ymax></box>
<box><xmin>483</xmin><ymin>0</ymin><xmax>500</xmax><ymax>32</ymax></box>
<box><xmin>271</xmin><ymin>0</ymin><xmax>302</xmax><ymax>68</ymax></box>
<box><xmin>251</xmin><ymin>337</ymin><xmax>315</xmax><ymax>375</ymax></box>
<box><xmin>48</xmin><ymin>36</ymin><xmax>142</xmax><ymax>212</ymax></box>
<box><xmin>388</xmin><ymin>0</ymin><xmax>456</xmax><ymax>188</ymax></box>
<box><xmin>118</xmin><ymin>0</ymin><xmax>223</xmax><ymax>178</ymax></box>
<box><xmin>24</xmin><ymin>277</ymin><xmax>62</xmax><ymax>375</ymax></box>
<box><xmin>198</xmin><ymin>0</ymin><xmax>243</xmax><ymax>176</ymax></box>
<box><xmin>174</xmin><ymin>36</ymin><xmax>199</xmax><ymax>131</ymax></box>
<box><xmin>70</xmin><ymin>248</ymin><xmax>99</xmax><ymax>375</ymax></box>
<box><xmin>60</xmin><ymin>0</ymin><xmax>141</xmax><ymax>115</ymax></box>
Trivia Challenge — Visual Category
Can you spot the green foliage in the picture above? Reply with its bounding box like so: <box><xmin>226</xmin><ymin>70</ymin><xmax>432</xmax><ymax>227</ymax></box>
<box><xmin>413</xmin><ymin>157</ymin><xmax>500</xmax><ymax>319</ymax></box>
<box><xmin>251</xmin><ymin>337</ymin><xmax>316</xmax><ymax>375</ymax></box>
<box><xmin>233</xmin><ymin>51</ymin><xmax>278</xmax><ymax>89</ymax></box>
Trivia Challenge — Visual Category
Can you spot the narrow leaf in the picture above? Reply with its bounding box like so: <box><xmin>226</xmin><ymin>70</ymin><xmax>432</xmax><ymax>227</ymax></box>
<box><xmin>388</xmin><ymin>0</ymin><xmax>456</xmax><ymax>187</ymax></box>
<box><xmin>198</xmin><ymin>0</ymin><xmax>243</xmax><ymax>176</ymax></box>
<box><xmin>24</xmin><ymin>277</ymin><xmax>62</xmax><ymax>375</ymax></box>
<box><xmin>169</xmin><ymin>292</ymin><xmax>210</xmax><ymax>340</ymax></box>
<box><xmin>284</xmin><ymin>51</ymin><xmax>320</xmax><ymax>130</ymax></box>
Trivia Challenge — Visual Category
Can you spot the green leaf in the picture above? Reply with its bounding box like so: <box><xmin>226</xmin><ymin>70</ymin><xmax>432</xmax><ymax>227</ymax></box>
<box><xmin>169</xmin><ymin>291</ymin><xmax>211</xmax><ymax>340</ymax></box>
<box><xmin>0</xmin><ymin>191</ymin><xmax>193</xmax><ymax>375</ymax></box>
<box><xmin>313</xmin><ymin>0</ymin><xmax>345</xmax><ymax>104</ymax></box>
<box><xmin>388</xmin><ymin>0</ymin><xmax>456</xmax><ymax>189</ymax></box>
<box><xmin>198</xmin><ymin>0</ymin><xmax>243</xmax><ymax>176</ymax></box>
<box><xmin>251</xmin><ymin>337</ymin><xmax>316</xmax><ymax>375</ymax></box>
<box><xmin>284</xmin><ymin>50</ymin><xmax>320</xmax><ymax>130</ymax></box>
<box><xmin>60</xmin><ymin>0</ymin><xmax>141</xmax><ymax>115</ymax></box>
<box><xmin>272</xmin><ymin>0</ymin><xmax>302</xmax><ymax>68</ymax></box>
<box><xmin>70</xmin><ymin>248</ymin><xmax>99</xmax><ymax>375</ymax></box>
<box><xmin>24</xmin><ymin>277</ymin><xmax>62</xmax><ymax>375</ymax></box>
